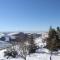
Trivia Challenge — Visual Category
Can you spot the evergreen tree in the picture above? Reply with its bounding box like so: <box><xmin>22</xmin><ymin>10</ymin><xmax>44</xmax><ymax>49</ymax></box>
<box><xmin>56</xmin><ymin>27</ymin><xmax>60</xmax><ymax>49</ymax></box>
<box><xmin>29</xmin><ymin>35</ymin><xmax>37</xmax><ymax>54</ymax></box>
<box><xmin>46</xmin><ymin>26</ymin><xmax>57</xmax><ymax>51</ymax></box>
<box><xmin>46</xmin><ymin>26</ymin><xmax>59</xmax><ymax>60</ymax></box>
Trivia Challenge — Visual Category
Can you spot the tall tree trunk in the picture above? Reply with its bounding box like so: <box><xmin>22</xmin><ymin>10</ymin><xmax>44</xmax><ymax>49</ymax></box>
<box><xmin>50</xmin><ymin>55</ymin><xmax>52</xmax><ymax>60</ymax></box>
<box><xmin>50</xmin><ymin>51</ymin><xmax>52</xmax><ymax>60</ymax></box>
<box><xmin>25</xmin><ymin>57</ymin><xmax>26</xmax><ymax>60</ymax></box>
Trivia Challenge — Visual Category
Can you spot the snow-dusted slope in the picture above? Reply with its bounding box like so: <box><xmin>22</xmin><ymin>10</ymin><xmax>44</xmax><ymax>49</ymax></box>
<box><xmin>8</xmin><ymin>32</ymin><xmax>19</xmax><ymax>36</ymax></box>
<box><xmin>0</xmin><ymin>41</ymin><xmax>12</xmax><ymax>49</ymax></box>
<box><xmin>0</xmin><ymin>33</ymin><xmax>5</xmax><ymax>38</ymax></box>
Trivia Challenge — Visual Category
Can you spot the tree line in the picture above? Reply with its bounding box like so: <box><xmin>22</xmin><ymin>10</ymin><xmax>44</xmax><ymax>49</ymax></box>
<box><xmin>46</xmin><ymin>26</ymin><xmax>60</xmax><ymax>51</ymax></box>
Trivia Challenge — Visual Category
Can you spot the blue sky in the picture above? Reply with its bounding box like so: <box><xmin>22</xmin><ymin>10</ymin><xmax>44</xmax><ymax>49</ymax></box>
<box><xmin>0</xmin><ymin>0</ymin><xmax>60</xmax><ymax>32</ymax></box>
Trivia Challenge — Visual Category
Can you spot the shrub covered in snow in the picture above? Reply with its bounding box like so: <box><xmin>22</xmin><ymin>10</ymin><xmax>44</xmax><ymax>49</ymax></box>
<box><xmin>4</xmin><ymin>50</ymin><xmax>18</xmax><ymax>58</ymax></box>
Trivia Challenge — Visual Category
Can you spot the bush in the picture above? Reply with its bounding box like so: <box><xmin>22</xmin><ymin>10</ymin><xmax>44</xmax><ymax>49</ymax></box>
<box><xmin>4</xmin><ymin>50</ymin><xmax>18</xmax><ymax>58</ymax></box>
<box><xmin>29</xmin><ymin>46</ymin><xmax>37</xmax><ymax>54</ymax></box>
<box><xmin>29</xmin><ymin>35</ymin><xmax>37</xmax><ymax>54</ymax></box>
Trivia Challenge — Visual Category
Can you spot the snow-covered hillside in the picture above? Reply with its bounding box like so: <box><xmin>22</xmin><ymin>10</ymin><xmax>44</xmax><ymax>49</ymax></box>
<box><xmin>0</xmin><ymin>41</ymin><xmax>12</xmax><ymax>49</ymax></box>
<box><xmin>0</xmin><ymin>32</ymin><xmax>60</xmax><ymax>60</ymax></box>
<box><xmin>0</xmin><ymin>32</ymin><xmax>18</xmax><ymax>42</ymax></box>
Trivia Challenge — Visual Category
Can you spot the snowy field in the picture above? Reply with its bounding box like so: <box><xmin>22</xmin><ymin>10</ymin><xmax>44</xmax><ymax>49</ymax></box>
<box><xmin>0</xmin><ymin>49</ymin><xmax>60</xmax><ymax>60</ymax></box>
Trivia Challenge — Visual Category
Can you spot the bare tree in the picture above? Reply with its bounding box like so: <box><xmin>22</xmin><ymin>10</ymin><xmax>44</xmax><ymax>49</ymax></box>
<box><xmin>8</xmin><ymin>33</ymin><xmax>37</xmax><ymax>60</ymax></box>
